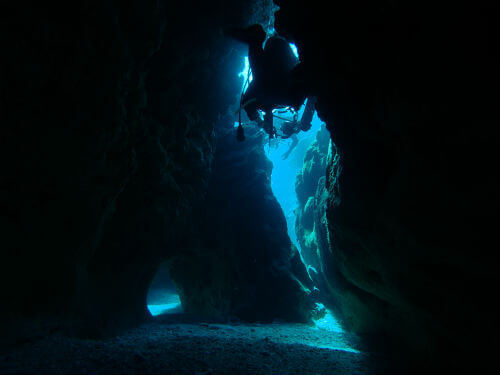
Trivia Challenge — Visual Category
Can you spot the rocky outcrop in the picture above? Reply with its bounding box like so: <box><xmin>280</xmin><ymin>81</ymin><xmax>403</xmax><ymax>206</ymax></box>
<box><xmin>0</xmin><ymin>0</ymin><xmax>278</xmax><ymax>342</ymax></box>
<box><xmin>168</xmin><ymin>121</ymin><xmax>313</xmax><ymax>322</ymax></box>
<box><xmin>294</xmin><ymin>125</ymin><xmax>330</xmax><ymax>270</ymax></box>
<box><xmin>276</xmin><ymin>0</ymin><xmax>500</xmax><ymax>372</ymax></box>
<box><xmin>294</xmin><ymin>126</ymin><xmax>342</xmax><ymax>315</ymax></box>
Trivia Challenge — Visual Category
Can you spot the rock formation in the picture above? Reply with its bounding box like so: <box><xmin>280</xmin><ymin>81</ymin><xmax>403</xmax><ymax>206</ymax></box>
<box><xmin>1</xmin><ymin>0</ymin><xmax>498</xmax><ymax>372</ymax></box>
<box><xmin>276</xmin><ymin>0</ymin><xmax>500</xmax><ymax>371</ymax></box>
<box><xmin>295</xmin><ymin>125</ymin><xmax>331</xmax><ymax>271</ymax></box>
<box><xmin>1</xmin><ymin>0</ymin><xmax>305</xmax><ymax>345</ymax></box>
<box><xmin>168</xmin><ymin>121</ymin><xmax>312</xmax><ymax>322</ymax></box>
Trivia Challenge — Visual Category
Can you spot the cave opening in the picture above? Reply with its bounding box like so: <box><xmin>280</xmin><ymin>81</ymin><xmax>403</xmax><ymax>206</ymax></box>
<box><xmin>236</xmin><ymin>44</ymin><xmax>350</xmax><ymax>338</ymax></box>
<box><xmin>265</xmin><ymin>106</ymin><xmax>322</xmax><ymax>256</ymax></box>
<box><xmin>146</xmin><ymin>263</ymin><xmax>182</xmax><ymax>317</ymax></box>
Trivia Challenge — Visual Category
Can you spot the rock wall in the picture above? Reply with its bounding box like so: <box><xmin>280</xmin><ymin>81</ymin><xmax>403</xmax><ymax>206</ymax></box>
<box><xmin>294</xmin><ymin>125</ymin><xmax>330</xmax><ymax>271</ymax></box>
<box><xmin>168</xmin><ymin>121</ymin><xmax>313</xmax><ymax>323</ymax></box>
<box><xmin>0</xmin><ymin>0</ymin><xmax>279</xmax><ymax>343</ymax></box>
<box><xmin>276</xmin><ymin>0</ymin><xmax>500</xmax><ymax>371</ymax></box>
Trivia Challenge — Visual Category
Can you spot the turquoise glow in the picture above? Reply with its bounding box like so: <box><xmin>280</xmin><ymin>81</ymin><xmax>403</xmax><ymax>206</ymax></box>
<box><xmin>239</xmin><ymin>56</ymin><xmax>253</xmax><ymax>93</ymax></box>
<box><xmin>265</xmin><ymin>108</ymin><xmax>323</xmax><ymax>250</ymax></box>
<box><xmin>265</xmin><ymin>114</ymin><xmax>358</xmax><ymax>354</ymax></box>
<box><xmin>289</xmin><ymin>43</ymin><xmax>299</xmax><ymax>59</ymax></box>
<box><xmin>236</xmin><ymin>40</ymin><xmax>356</xmax><ymax>351</ymax></box>
<box><xmin>147</xmin><ymin>292</ymin><xmax>182</xmax><ymax>316</ymax></box>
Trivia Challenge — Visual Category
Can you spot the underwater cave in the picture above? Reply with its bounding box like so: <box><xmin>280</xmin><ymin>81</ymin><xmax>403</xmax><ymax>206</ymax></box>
<box><xmin>1</xmin><ymin>0</ymin><xmax>499</xmax><ymax>374</ymax></box>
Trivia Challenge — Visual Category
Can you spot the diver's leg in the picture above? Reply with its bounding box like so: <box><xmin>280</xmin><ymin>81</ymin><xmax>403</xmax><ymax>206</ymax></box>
<box><xmin>242</xmin><ymin>83</ymin><xmax>264</xmax><ymax>125</ymax></box>
<box><xmin>243</xmin><ymin>99</ymin><xmax>263</xmax><ymax>126</ymax></box>
<box><xmin>300</xmin><ymin>96</ymin><xmax>317</xmax><ymax>131</ymax></box>
<box><xmin>282</xmin><ymin>134</ymin><xmax>299</xmax><ymax>160</ymax></box>
<box><xmin>263</xmin><ymin>110</ymin><xmax>276</xmax><ymax>137</ymax></box>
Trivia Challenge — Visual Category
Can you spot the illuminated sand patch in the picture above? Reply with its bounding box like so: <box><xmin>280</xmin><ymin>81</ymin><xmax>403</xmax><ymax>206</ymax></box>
<box><xmin>148</xmin><ymin>293</ymin><xmax>182</xmax><ymax>316</ymax></box>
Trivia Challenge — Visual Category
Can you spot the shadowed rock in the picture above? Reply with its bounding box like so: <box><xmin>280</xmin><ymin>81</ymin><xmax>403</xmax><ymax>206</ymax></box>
<box><xmin>277</xmin><ymin>0</ymin><xmax>500</xmax><ymax>372</ymax></box>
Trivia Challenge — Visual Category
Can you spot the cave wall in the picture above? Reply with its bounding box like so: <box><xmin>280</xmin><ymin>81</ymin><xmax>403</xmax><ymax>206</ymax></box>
<box><xmin>294</xmin><ymin>125</ymin><xmax>331</xmax><ymax>271</ymax></box>
<box><xmin>275</xmin><ymin>0</ymin><xmax>499</xmax><ymax>371</ymax></box>
<box><xmin>294</xmin><ymin>125</ymin><xmax>342</xmax><ymax>312</ymax></box>
<box><xmin>168</xmin><ymin>121</ymin><xmax>313</xmax><ymax>323</ymax></box>
<box><xmin>0</xmin><ymin>0</ymin><xmax>278</xmax><ymax>342</ymax></box>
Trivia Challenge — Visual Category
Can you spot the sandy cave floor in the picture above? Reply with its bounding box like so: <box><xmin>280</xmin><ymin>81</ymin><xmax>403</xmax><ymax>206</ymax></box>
<box><xmin>0</xmin><ymin>314</ymin><xmax>387</xmax><ymax>375</ymax></box>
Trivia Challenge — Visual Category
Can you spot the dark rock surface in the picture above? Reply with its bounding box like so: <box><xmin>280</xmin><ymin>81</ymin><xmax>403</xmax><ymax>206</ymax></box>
<box><xmin>2</xmin><ymin>0</ymin><xmax>498</xmax><ymax>373</ymax></box>
<box><xmin>0</xmin><ymin>318</ymin><xmax>373</xmax><ymax>375</ymax></box>
<box><xmin>276</xmin><ymin>0</ymin><xmax>500</xmax><ymax>372</ymax></box>
<box><xmin>1</xmin><ymin>0</ymin><xmax>302</xmax><ymax>347</ymax></box>
<box><xmin>169</xmin><ymin>121</ymin><xmax>312</xmax><ymax>322</ymax></box>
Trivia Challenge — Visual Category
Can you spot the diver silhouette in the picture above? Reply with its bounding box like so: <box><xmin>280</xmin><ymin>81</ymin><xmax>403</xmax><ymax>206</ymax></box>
<box><xmin>280</xmin><ymin>97</ymin><xmax>317</xmax><ymax>159</ymax></box>
<box><xmin>227</xmin><ymin>24</ymin><xmax>314</xmax><ymax>140</ymax></box>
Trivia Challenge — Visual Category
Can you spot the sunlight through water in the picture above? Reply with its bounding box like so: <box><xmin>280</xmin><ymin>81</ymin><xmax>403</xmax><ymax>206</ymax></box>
<box><xmin>233</xmin><ymin>51</ymin><xmax>359</xmax><ymax>355</ymax></box>
<box><xmin>147</xmin><ymin>293</ymin><xmax>182</xmax><ymax>316</ymax></box>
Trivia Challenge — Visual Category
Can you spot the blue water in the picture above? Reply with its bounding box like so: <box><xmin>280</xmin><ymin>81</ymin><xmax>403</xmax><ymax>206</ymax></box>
<box><xmin>238</xmin><ymin>46</ymin><xmax>322</xmax><ymax>253</ymax></box>
<box><xmin>149</xmin><ymin>51</ymin><xmax>355</xmax><ymax>354</ymax></box>
<box><xmin>265</xmin><ymin>109</ymin><xmax>323</xmax><ymax>251</ymax></box>
<box><xmin>148</xmin><ymin>292</ymin><xmax>182</xmax><ymax>316</ymax></box>
<box><xmin>236</xmin><ymin>48</ymin><xmax>354</xmax><ymax>350</ymax></box>
<box><xmin>264</xmin><ymin>107</ymin><xmax>357</xmax><ymax>352</ymax></box>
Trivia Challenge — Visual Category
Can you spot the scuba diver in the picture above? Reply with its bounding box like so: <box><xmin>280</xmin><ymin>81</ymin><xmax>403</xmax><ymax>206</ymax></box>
<box><xmin>280</xmin><ymin>96</ymin><xmax>316</xmax><ymax>138</ymax></box>
<box><xmin>226</xmin><ymin>24</ymin><xmax>315</xmax><ymax>141</ymax></box>
<box><xmin>279</xmin><ymin>96</ymin><xmax>317</xmax><ymax>159</ymax></box>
